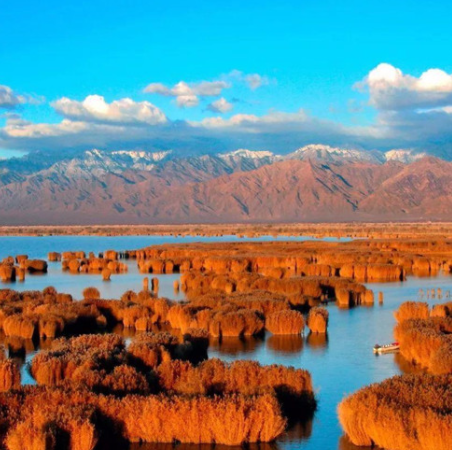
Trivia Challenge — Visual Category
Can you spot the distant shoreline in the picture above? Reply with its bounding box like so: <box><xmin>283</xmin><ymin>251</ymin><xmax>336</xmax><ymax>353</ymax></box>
<box><xmin>0</xmin><ymin>222</ymin><xmax>451</xmax><ymax>239</ymax></box>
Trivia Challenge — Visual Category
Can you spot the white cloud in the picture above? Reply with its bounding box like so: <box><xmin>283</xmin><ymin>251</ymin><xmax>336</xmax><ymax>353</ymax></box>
<box><xmin>6</xmin><ymin>65</ymin><xmax>452</xmax><ymax>157</ymax></box>
<box><xmin>143</xmin><ymin>72</ymin><xmax>272</xmax><ymax>108</ymax></box>
<box><xmin>176</xmin><ymin>94</ymin><xmax>199</xmax><ymax>108</ymax></box>
<box><xmin>207</xmin><ymin>98</ymin><xmax>233</xmax><ymax>114</ymax></box>
<box><xmin>4</xmin><ymin>118</ymin><xmax>92</xmax><ymax>138</ymax></box>
<box><xmin>245</xmin><ymin>74</ymin><xmax>269</xmax><ymax>90</ymax></box>
<box><xmin>0</xmin><ymin>85</ymin><xmax>27</xmax><ymax>109</ymax></box>
<box><xmin>358</xmin><ymin>63</ymin><xmax>452</xmax><ymax>110</ymax></box>
<box><xmin>52</xmin><ymin>95</ymin><xmax>167</xmax><ymax>125</ymax></box>
<box><xmin>226</xmin><ymin>70</ymin><xmax>271</xmax><ymax>90</ymax></box>
<box><xmin>144</xmin><ymin>80</ymin><xmax>230</xmax><ymax>108</ymax></box>
<box><xmin>196</xmin><ymin>109</ymin><xmax>311</xmax><ymax>130</ymax></box>
<box><xmin>1</xmin><ymin>105</ymin><xmax>374</xmax><ymax>155</ymax></box>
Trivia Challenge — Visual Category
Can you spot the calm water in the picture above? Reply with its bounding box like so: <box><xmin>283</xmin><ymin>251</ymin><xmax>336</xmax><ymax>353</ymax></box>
<box><xmin>0</xmin><ymin>235</ymin><xmax>447</xmax><ymax>450</ymax></box>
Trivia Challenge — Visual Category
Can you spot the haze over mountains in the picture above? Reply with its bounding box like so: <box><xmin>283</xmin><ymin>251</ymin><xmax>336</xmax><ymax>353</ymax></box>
<box><xmin>0</xmin><ymin>144</ymin><xmax>447</xmax><ymax>225</ymax></box>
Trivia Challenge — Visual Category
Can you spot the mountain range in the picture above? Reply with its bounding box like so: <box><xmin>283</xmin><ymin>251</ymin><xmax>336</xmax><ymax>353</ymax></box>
<box><xmin>0</xmin><ymin>144</ymin><xmax>449</xmax><ymax>224</ymax></box>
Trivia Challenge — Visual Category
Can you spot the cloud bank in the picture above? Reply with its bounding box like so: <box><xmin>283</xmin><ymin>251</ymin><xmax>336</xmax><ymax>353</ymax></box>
<box><xmin>4</xmin><ymin>65</ymin><xmax>452</xmax><ymax>157</ymax></box>
<box><xmin>144</xmin><ymin>80</ymin><xmax>230</xmax><ymax>108</ymax></box>
<box><xmin>52</xmin><ymin>95</ymin><xmax>167</xmax><ymax>125</ymax></box>
<box><xmin>0</xmin><ymin>85</ymin><xmax>28</xmax><ymax>109</ymax></box>
<box><xmin>358</xmin><ymin>63</ymin><xmax>452</xmax><ymax>111</ymax></box>
<box><xmin>206</xmin><ymin>98</ymin><xmax>234</xmax><ymax>113</ymax></box>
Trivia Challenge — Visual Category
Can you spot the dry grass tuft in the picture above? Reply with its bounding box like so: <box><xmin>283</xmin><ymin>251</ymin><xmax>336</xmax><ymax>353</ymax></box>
<box><xmin>338</xmin><ymin>374</ymin><xmax>452</xmax><ymax>450</ymax></box>
<box><xmin>265</xmin><ymin>310</ymin><xmax>305</xmax><ymax>335</ymax></box>
<box><xmin>156</xmin><ymin>358</ymin><xmax>315</xmax><ymax>415</ymax></box>
<box><xmin>82</xmin><ymin>287</ymin><xmax>100</xmax><ymax>300</ymax></box>
<box><xmin>394</xmin><ymin>301</ymin><xmax>430</xmax><ymax>323</ymax></box>
<box><xmin>307</xmin><ymin>307</ymin><xmax>329</xmax><ymax>333</ymax></box>
<box><xmin>395</xmin><ymin>315</ymin><xmax>452</xmax><ymax>374</ymax></box>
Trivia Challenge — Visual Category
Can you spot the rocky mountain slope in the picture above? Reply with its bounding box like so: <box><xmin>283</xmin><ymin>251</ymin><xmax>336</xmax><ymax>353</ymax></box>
<box><xmin>0</xmin><ymin>145</ymin><xmax>447</xmax><ymax>224</ymax></box>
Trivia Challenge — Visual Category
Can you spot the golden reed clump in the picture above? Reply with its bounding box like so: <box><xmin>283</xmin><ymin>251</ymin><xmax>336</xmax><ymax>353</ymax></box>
<box><xmin>167</xmin><ymin>303</ymin><xmax>264</xmax><ymax>337</ymax></box>
<box><xmin>82</xmin><ymin>287</ymin><xmax>100</xmax><ymax>300</ymax></box>
<box><xmin>0</xmin><ymin>347</ymin><xmax>20</xmax><ymax>392</ymax></box>
<box><xmin>394</xmin><ymin>301</ymin><xmax>452</xmax><ymax>374</ymax></box>
<box><xmin>101</xmin><ymin>268</ymin><xmax>111</xmax><ymax>281</ymax></box>
<box><xmin>431</xmin><ymin>302</ymin><xmax>452</xmax><ymax>317</ymax></box>
<box><xmin>31</xmin><ymin>332</ymin><xmax>208</xmax><ymax>392</ymax></box>
<box><xmin>181</xmin><ymin>270</ymin><xmax>375</xmax><ymax>311</ymax></box>
<box><xmin>5</xmin><ymin>399</ymin><xmax>98</xmax><ymax>450</ymax></box>
<box><xmin>394</xmin><ymin>301</ymin><xmax>430</xmax><ymax>323</ymax></box>
<box><xmin>0</xmin><ymin>288</ymin><xmax>107</xmax><ymax>339</ymax></box>
<box><xmin>9</xmin><ymin>332</ymin><xmax>296</xmax><ymax>447</ymax></box>
<box><xmin>89</xmin><ymin>293</ymin><xmax>173</xmax><ymax>331</ymax></box>
<box><xmin>61</xmin><ymin>253</ymin><xmax>128</xmax><ymax>274</ymax></box>
<box><xmin>265</xmin><ymin>310</ymin><xmax>305</xmax><ymax>335</ymax></box>
<box><xmin>128</xmin><ymin>237</ymin><xmax>452</xmax><ymax>286</ymax></box>
<box><xmin>1</xmin><ymin>387</ymin><xmax>286</xmax><ymax>447</ymax></box>
<box><xmin>307</xmin><ymin>307</ymin><xmax>329</xmax><ymax>333</ymax></box>
<box><xmin>156</xmin><ymin>359</ymin><xmax>314</xmax><ymax>412</ymax></box>
<box><xmin>395</xmin><ymin>316</ymin><xmax>452</xmax><ymax>374</ymax></box>
<box><xmin>30</xmin><ymin>334</ymin><xmax>151</xmax><ymax>395</ymax></box>
<box><xmin>338</xmin><ymin>374</ymin><xmax>452</xmax><ymax>450</ymax></box>
<box><xmin>190</xmin><ymin>291</ymin><xmax>291</xmax><ymax>316</ymax></box>
<box><xmin>48</xmin><ymin>251</ymin><xmax>61</xmax><ymax>262</ymax></box>
<box><xmin>127</xmin><ymin>332</ymin><xmax>178</xmax><ymax>369</ymax></box>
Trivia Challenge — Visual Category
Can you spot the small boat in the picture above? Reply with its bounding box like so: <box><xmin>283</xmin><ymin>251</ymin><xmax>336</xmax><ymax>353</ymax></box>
<box><xmin>373</xmin><ymin>342</ymin><xmax>400</xmax><ymax>354</ymax></box>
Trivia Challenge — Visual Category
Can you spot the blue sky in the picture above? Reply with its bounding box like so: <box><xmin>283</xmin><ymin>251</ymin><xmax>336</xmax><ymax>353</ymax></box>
<box><xmin>2</xmin><ymin>0</ymin><xmax>452</xmax><ymax>157</ymax></box>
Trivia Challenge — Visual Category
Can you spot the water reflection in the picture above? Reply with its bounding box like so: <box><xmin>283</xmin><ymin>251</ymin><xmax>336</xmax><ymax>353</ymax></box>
<box><xmin>282</xmin><ymin>418</ymin><xmax>313</xmax><ymax>442</ymax></box>
<box><xmin>267</xmin><ymin>334</ymin><xmax>304</xmax><ymax>354</ymax></box>
<box><xmin>338</xmin><ymin>435</ymin><xmax>377</xmax><ymax>450</ymax></box>
<box><xmin>209</xmin><ymin>335</ymin><xmax>265</xmax><ymax>356</ymax></box>
<box><xmin>110</xmin><ymin>444</ymin><xmax>283</xmax><ymax>450</ymax></box>
<box><xmin>305</xmin><ymin>332</ymin><xmax>328</xmax><ymax>351</ymax></box>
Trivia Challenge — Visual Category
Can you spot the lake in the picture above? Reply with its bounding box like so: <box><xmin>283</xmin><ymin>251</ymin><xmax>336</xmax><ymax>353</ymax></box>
<box><xmin>0</xmin><ymin>235</ymin><xmax>446</xmax><ymax>450</ymax></box>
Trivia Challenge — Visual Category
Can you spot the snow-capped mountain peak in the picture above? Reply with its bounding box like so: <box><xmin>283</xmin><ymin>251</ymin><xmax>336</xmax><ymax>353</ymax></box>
<box><xmin>384</xmin><ymin>149</ymin><xmax>427</xmax><ymax>164</ymax></box>
<box><xmin>111</xmin><ymin>150</ymin><xmax>172</xmax><ymax>162</ymax></box>
<box><xmin>219</xmin><ymin>149</ymin><xmax>275</xmax><ymax>160</ymax></box>
<box><xmin>285</xmin><ymin>144</ymin><xmax>385</xmax><ymax>164</ymax></box>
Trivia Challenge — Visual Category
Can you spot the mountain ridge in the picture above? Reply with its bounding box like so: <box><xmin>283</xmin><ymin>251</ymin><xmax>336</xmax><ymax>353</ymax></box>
<box><xmin>0</xmin><ymin>147</ymin><xmax>448</xmax><ymax>224</ymax></box>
